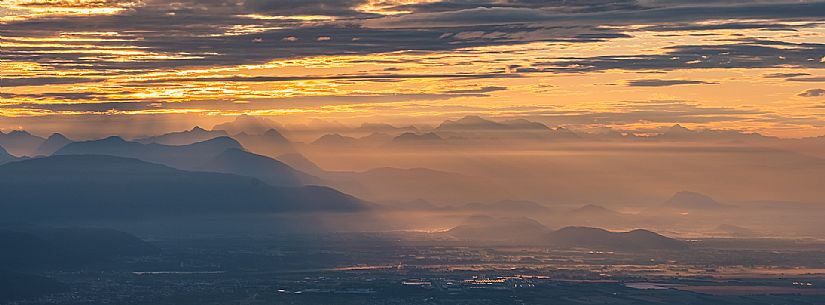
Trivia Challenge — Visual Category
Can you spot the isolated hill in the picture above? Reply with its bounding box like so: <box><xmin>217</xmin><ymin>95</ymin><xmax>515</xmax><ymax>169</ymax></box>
<box><xmin>135</xmin><ymin>126</ymin><xmax>228</xmax><ymax>145</ymax></box>
<box><xmin>0</xmin><ymin>155</ymin><xmax>367</xmax><ymax>223</ymax></box>
<box><xmin>0</xmin><ymin>130</ymin><xmax>45</xmax><ymax>156</ymax></box>
<box><xmin>662</xmin><ymin>191</ymin><xmax>726</xmax><ymax>210</ymax></box>
<box><xmin>447</xmin><ymin>216</ymin><xmax>551</xmax><ymax>242</ymax></box>
<box><xmin>547</xmin><ymin>227</ymin><xmax>687</xmax><ymax>251</ymax></box>
<box><xmin>198</xmin><ymin>148</ymin><xmax>318</xmax><ymax>187</ymax></box>
<box><xmin>35</xmin><ymin>133</ymin><xmax>72</xmax><ymax>156</ymax></box>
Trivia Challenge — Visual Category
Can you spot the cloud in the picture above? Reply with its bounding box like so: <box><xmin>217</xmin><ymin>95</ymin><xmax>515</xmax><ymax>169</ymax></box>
<box><xmin>0</xmin><ymin>92</ymin><xmax>498</xmax><ymax>113</ymax></box>
<box><xmin>530</xmin><ymin>40</ymin><xmax>825</xmax><ymax>72</ymax></box>
<box><xmin>365</xmin><ymin>2</ymin><xmax>825</xmax><ymax>28</ymax></box>
<box><xmin>786</xmin><ymin>76</ymin><xmax>825</xmax><ymax>82</ymax></box>
<box><xmin>799</xmin><ymin>89</ymin><xmax>825</xmax><ymax>97</ymax></box>
<box><xmin>0</xmin><ymin>77</ymin><xmax>104</xmax><ymax>87</ymax></box>
<box><xmin>141</xmin><ymin>73</ymin><xmax>520</xmax><ymax>84</ymax></box>
<box><xmin>763</xmin><ymin>73</ymin><xmax>811</xmax><ymax>79</ymax></box>
<box><xmin>627</xmin><ymin>79</ymin><xmax>717</xmax><ymax>87</ymax></box>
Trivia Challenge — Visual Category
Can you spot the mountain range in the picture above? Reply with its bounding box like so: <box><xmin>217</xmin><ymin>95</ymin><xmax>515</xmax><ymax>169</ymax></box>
<box><xmin>55</xmin><ymin>136</ymin><xmax>314</xmax><ymax>187</ymax></box>
<box><xmin>0</xmin><ymin>155</ymin><xmax>366</xmax><ymax>224</ymax></box>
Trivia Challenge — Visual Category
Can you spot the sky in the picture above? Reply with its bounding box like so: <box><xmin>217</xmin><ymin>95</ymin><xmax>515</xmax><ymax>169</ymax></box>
<box><xmin>2</xmin><ymin>0</ymin><xmax>825</xmax><ymax>138</ymax></box>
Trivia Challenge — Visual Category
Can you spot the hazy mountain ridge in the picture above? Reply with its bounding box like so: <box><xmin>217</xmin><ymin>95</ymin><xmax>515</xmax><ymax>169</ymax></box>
<box><xmin>35</xmin><ymin>133</ymin><xmax>72</xmax><ymax>156</ymax></box>
<box><xmin>0</xmin><ymin>155</ymin><xmax>367</xmax><ymax>224</ymax></box>
<box><xmin>0</xmin><ymin>130</ymin><xmax>45</xmax><ymax>156</ymax></box>
<box><xmin>135</xmin><ymin>126</ymin><xmax>229</xmax><ymax>145</ymax></box>
<box><xmin>55</xmin><ymin>136</ymin><xmax>316</xmax><ymax>187</ymax></box>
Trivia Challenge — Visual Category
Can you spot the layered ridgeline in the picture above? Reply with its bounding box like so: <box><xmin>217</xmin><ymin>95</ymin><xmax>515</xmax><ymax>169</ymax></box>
<box><xmin>54</xmin><ymin>136</ymin><xmax>317</xmax><ymax>187</ymax></box>
<box><xmin>0</xmin><ymin>155</ymin><xmax>367</xmax><ymax>224</ymax></box>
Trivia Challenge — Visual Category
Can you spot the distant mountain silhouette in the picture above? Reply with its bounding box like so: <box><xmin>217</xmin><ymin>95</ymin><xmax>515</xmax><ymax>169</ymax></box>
<box><xmin>277</xmin><ymin>152</ymin><xmax>326</xmax><ymax>175</ymax></box>
<box><xmin>55</xmin><ymin>136</ymin><xmax>242</xmax><ymax>171</ymax></box>
<box><xmin>312</xmin><ymin>133</ymin><xmax>359</xmax><ymax>146</ymax></box>
<box><xmin>135</xmin><ymin>126</ymin><xmax>228</xmax><ymax>145</ymax></box>
<box><xmin>356</xmin><ymin>123</ymin><xmax>418</xmax><ymax>134</ymax></box>
<box><xmin>233</xmin><ymin>128</ymin><xmax>296</xmax><ymax>157</ymax></box>
<box><xmin>437</xmin><ymin>116</ymin><xmax>510</xmax><ymax>131</ymax></box>
<box><xmin>548</xmin><ymin>227</ymin><xmax>687</xmax><ymax>251</ymax></box>
<box><xmin>358</xmin><ymin>132</ymin><xmax>395</xmax><ymax>145</ymax></box>
<box><xmin>0</xmin><ymin>130</ymin><xmax>45</xmax><ymax>156</ymax></box>
<box><xmin>35</xmin><ymin>133</ymin><xmax>72</xmax><ymax>156</ymax></box>
<box><xmin>652</xmin><ymin>124</ymin><xmax>775</xmax><ymax>142</ymax></box>
<box><xmin>447</xmin><ymin>216</ymin><xmax>551</xmax><ymax>242</ymax></box>
<box><xmin>434</xmin><ymin>116</ymin><xmax>577</xmax><ymax>141</ymax></box>
<box><xmin>0</xmin><ymin>155</ymin><xmax>367</xmax><ymax>223</ymax></box>
<box><xmin>662</xmin><ymin>191</ymin><xmax>726</xmax><ymax>210</ymax></box>
<box><xmin>198</xmin><ymin>148</ymin><xmax>318</xmax><ymax>187</ymax></box>
<box><xmin>392</xmin><ymin>132</ymin><xmax>443</xmax><ymax>143</ymax></box>
<box><xmin>213</xmin><ymin>114</ymin><xmax>281</xmax><ymax>135</ymax></box>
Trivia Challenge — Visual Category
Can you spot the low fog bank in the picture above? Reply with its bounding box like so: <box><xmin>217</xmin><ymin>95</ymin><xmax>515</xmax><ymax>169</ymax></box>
<box><xmin>2</xmin><ymin>115</ymin><xmax>825</xmax><ymax>239</ymax></box>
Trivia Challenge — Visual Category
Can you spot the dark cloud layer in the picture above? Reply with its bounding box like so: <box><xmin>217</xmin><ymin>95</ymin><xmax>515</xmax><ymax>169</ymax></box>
<box><xmin>3</xmin><ymin>1</ymin><xmax>824</xmax><ymax>73</ymax></box>
<box><xmin>627</xmin><ymin>79</ymin><xmax>716</xmax><ymax>87</ymax></box>
<box><xmin>799</xmin><ymin>89</ymin><xmax>825</xmax><ymax>97</ymax></box>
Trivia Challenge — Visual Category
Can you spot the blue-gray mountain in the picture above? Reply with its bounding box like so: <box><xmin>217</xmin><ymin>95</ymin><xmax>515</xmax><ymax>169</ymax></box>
<box><xmin>0</xmin><ymin>155</ymin><xmax>367</xmax><ymax>224</ymax></box>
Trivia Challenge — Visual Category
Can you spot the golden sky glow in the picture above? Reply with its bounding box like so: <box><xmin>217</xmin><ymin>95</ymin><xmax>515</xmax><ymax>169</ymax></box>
<box><xmin>1</xmin><ymin>0</ymin><xmax>825</xmax><ymax>138</ymax></box>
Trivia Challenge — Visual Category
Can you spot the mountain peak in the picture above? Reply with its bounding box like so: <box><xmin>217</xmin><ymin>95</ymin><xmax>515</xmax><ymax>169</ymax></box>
<box><xmin>101</xmin><ymin>136</ymin><xmax>127</xmax><ymax>143</ymax></box>
<box><xmin>7</xmin><ymin>130</ymin><xmax>32</xmax><ymax>137</ymax></box>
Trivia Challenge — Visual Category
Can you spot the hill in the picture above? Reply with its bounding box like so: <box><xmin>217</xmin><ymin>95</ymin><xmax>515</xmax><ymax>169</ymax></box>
<box><xmin>548</xmin><ymin>227</ymin><xmax>687</xmax><ymax>251</ymax></box>
<box><xmin>447</xmin><ymin>216</ymin><xmax>551</xmax><ymax>242</ymax></box>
